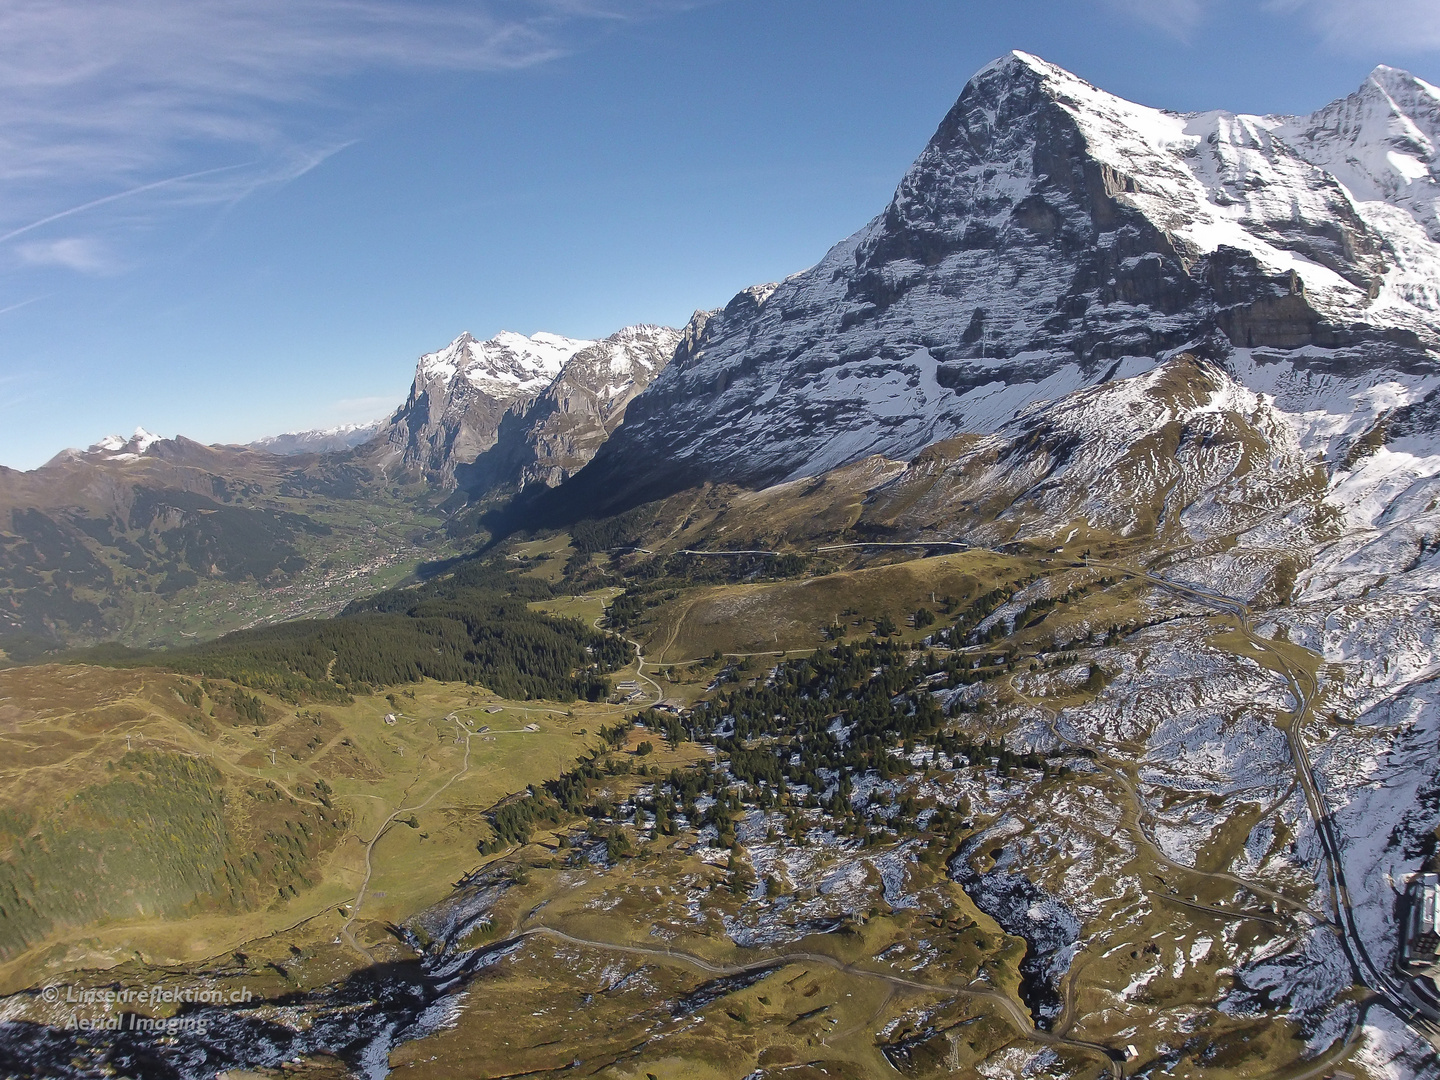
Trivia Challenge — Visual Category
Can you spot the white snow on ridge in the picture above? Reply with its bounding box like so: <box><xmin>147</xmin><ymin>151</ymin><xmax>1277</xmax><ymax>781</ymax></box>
<box><xmin>615</xmin><ymin>52</ymin><xmax>1440</xmax><ymax>493</ymax></box>
<box><xmin>1280</xmin><ymin>65</ymin><xmax>1440</xmax><ymax>243</ymax></box>
<box><xmin>378</xmin><ymin>322</ymin><xmax>681</xmax><ymax>488</ymax></box>
<box><xmin>83</xmin><ymin>426</ymin><xmax>163</xmax><ymax>461</ymax></box>
<box><xmin>554</xmin><ymin>325</ymin><xmax>682</xmax><ymax>408</ymax></box>
<box><xmin>248</xmin><ymin>419</ymin><xmax>385</xmax><ymax>455</ymax></box>
<box><xmin>1011</xmin><ymin>51</ymin><xmax>1440</xmax><ymax>330</ymax></box>
<box><xmin>418</xmin><ymin>330</ymin><xmax>595</xmax><ymax>397</ymax></box>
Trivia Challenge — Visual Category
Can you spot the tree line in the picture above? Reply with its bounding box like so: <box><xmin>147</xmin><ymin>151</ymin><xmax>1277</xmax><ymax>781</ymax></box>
<box><xmin>91</xmin><ymin>555</ymin><xmax>633</xmax><ymax>703</ymax></box>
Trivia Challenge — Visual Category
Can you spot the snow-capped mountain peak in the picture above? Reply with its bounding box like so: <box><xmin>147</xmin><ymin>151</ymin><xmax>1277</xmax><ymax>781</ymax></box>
<box><xmin>377</xmin><ymin>329</ymin><xmax>602</xmax><ymax>485</ymax></box>
<box><xmin>454</xmin><ymin>323</ymin><xmax>683</xmax><ymax>496</ymax></box>
<box><xmin>556</xmin><ymin>53</ymin><xmax>1440</xmax><ymax>513</ymax></box>
<box><xmin>909</xmin><ymin>49</ymin><xmax>1427</xmax><ymax>325</ymax></box>
<box><xmin>418</xmin><ymin>330</ymin><xmax>594</xmax><ymax>398</ymax></box>
<box><xmin>1279</xmin><ymin>64</ymin><xmax>1440</xmax><ymax>244</ymax></box>
<box><xmin>86</xmin><ymin>427</ymin><xmax>163</xmax><ymax>460</ymax></box>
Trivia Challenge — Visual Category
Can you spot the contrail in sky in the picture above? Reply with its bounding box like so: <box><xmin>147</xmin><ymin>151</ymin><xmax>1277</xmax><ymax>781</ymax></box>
<box><xmin>0</xmin><ymin>295</ymin><xmax>46</xmax><ymax>317</ymax></box>
<box><xmin>0</xmin><ymin>163</ymin><xmax>250</xmax><ymax>245</ymax></box>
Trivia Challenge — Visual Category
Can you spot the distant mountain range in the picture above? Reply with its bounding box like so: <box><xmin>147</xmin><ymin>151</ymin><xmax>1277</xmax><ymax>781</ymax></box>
<box><xmin>0</xmin><ymin>323</ymin><xmax>678</xmax><ymax>646</ymax></box>
<box><xmin>8</xmin><ymin>52</ymin><xmax>1440</xmax><ymax>642</ymax></box>
<box><xmin>235</xmin><ymin>322</ymin><xmax>681</xmax><ymax>494</ymax></box>
<box><xmin>247</xmin><ymin>421</ymin><xmax>384</xmax><ymax>456</ymax></box>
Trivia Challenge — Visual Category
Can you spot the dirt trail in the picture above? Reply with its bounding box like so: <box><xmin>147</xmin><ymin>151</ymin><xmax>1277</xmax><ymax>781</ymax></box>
<box><xmin>339</xmin><ymin>716</ymin><xmax>476</xmax><ymax>960</ymax></box>
<box><xmin>592</xmin><ymin>607</ymin><xmax>664</xmax><ymax>705</ymax></box>
<box><xmin>519</xmin><ymin>924</ymin><xmax>1125</xmax><ymax>1078</ymax></box>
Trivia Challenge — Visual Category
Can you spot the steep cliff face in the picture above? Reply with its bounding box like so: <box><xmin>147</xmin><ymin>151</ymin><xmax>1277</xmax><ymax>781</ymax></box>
<box><xmin>458</xmin><ymin>324</ymin><xmax>681</xmax><ymax>496</ymax></box>
<box><xmin>553</xmin><ymin>53</ymin><xmax>1440</xmax><ymax>514</ymax></box>
<box><xmin>376</xmin><ymin>330</ymin><xmax>595</xmax><ymax>486</ymax></box>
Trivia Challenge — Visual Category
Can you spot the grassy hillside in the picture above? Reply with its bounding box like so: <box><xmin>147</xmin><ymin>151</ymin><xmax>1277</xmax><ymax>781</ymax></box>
<box><xmin>0</xmin><ymin>657</ymin><xmax>652</xmax><ymax>993</ymax></box>
<box><xmin>0</xmin><ymin>420</ymin><xmax>1373</xmax><ymax>1080</ymax></box>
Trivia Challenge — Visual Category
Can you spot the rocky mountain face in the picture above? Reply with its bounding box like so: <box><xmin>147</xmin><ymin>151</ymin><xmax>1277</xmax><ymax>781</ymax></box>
<box><xmin>374</xmin><ymin>330</ymin><xmax>595</xmax><ymax>487</ymax></box>
<box><xmin>556</xmin><ymin>53</ymin><xmax>1440</xmax><ymax>514</ymax></box>
<box><xmin>1280</xmin><ymin>64</ymin><xmax>1440</xmax><ymax>246</ymax></box>
<box><xmin>458</xmin><ymin>323</ymin><xmax>681</xmax><ymax>497</ymax></box>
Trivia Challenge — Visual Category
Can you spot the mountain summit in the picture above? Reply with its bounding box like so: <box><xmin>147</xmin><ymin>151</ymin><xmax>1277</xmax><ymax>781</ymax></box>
<box><xmin>458</xmin><ymin>323</ymin><xmax>683</xmax><ymax>496</ymax></box>
<box><xmin>85</xmin><ymin>427</ymin><xmax>164</xmax><ymax>462</ymax></box>
<box><xmin>555</xmin><ymin>52</ymin><xmax>1440</xmax><ymax>512</ymax></box>
<box><xmin>1279</xmin><ymin>64</ymin><xmax>1440</xmax><ymax>244</ymax></box>
<box><xmin>371</xmin><ymin>324</ymin><xmax>682</xmax><ymax>490</ymax></box>
<box><xmin>376</xmin><ymin>329</ymin><xmax>596</xmax><ymax>486</ymax></box>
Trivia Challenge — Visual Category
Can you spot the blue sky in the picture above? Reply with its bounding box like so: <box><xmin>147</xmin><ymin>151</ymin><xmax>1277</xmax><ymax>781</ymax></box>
<box><xmin>1</xmin><ymin>0</ymin><xmax>1438</xmax><ymax>469</ymax></box>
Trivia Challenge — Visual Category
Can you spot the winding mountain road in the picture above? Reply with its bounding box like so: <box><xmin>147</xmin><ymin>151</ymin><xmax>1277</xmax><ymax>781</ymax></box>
<box><xmin>1027</xmin><ymin>692</ymin><xmax>1316</xmax><ymax>924</ymax></box>
<box><xmin>1112</xmin><ymin>562</ymin><xmax>1440</xmax><ymax>1034</ymax></box>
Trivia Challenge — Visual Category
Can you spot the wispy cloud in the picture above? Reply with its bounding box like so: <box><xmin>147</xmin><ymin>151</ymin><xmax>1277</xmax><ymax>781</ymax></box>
<box><xmin>1101</xmin><ymin>0</ymin><xmax>1206</xmax><ymax>39</ymax></box>
<box><xmin>327</xmin><ymin>395</ymin><xmax>402</xmax><ymax>423</ymax></box>
<box><xmin>16</xmin><ymin>238</ymin><xmax>117</xmax><ymax>275</ymax></box>
<box><xmin>0</xmin><ymin>296</ymin><xmax>46</xmax><ymax>318</ymax></box>
<box><xmin>1106</xmin><ymin>0</ymin><xmax>1440</xmax><ymax>52</ymax></box>
<box><xmin>0</xmin><ymin>164</ymin><xmax>251</xmax><ymax>246</ymax></box>
<box><xmin>1265</xmin><ymin>0</ymin><xmax>1440</xmax><ymax>53</ymax></box>
<box><xmin>0</xmin><ymin>0</ymin><xmax>696</xmax><ymax>274</ymax></box>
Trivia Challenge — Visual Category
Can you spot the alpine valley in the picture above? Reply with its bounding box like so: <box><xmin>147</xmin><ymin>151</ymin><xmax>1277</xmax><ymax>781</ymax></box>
<box><xmin>2</xmin><ymin>52</ymin><xmax>1440</xmax><ymax>1080</ymax></box>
